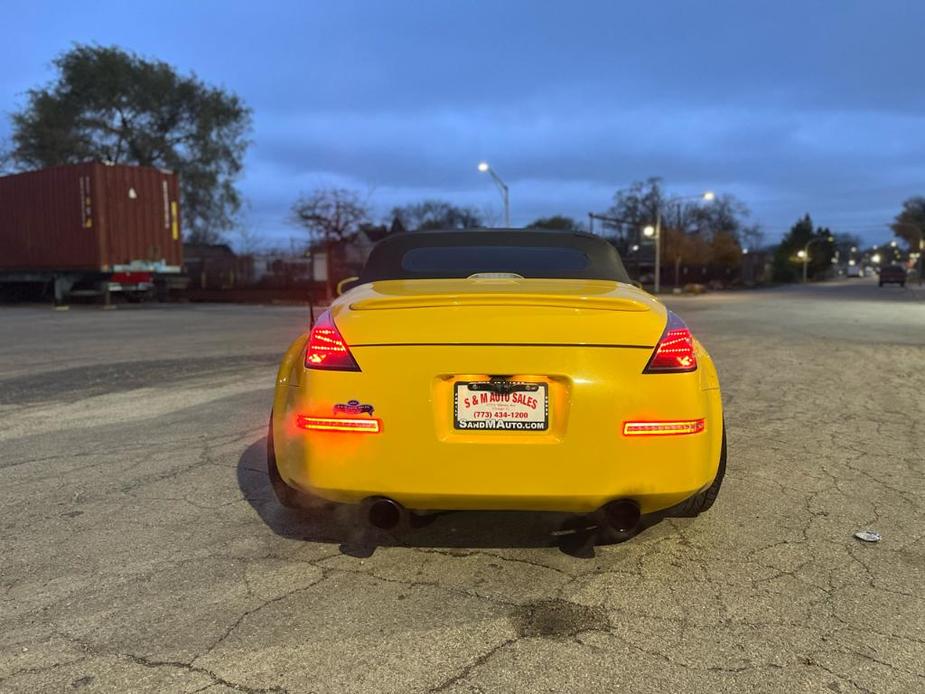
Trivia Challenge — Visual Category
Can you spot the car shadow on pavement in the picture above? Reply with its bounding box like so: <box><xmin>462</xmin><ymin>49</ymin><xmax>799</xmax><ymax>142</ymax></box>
<box><xmin>238</xmin><ymin>437</ymin><xmax>669</xmax><ymax>558</ymax></box>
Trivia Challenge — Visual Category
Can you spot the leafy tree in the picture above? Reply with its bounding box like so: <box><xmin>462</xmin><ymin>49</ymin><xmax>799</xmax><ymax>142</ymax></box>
<box><xmin>292</xmin><ymin>187</ymin><xmax>371</xmax><ymax>299</ymax></box>
<box><xmin>891</xmin><ymin>197</ymin><xmax>925</xmax><ymax>250</ymax></box>
<box><xmin>772</xmin><ymin>214</ymin><xmax>834</xmax><ymax>282</ymax></box>
<box><xmin>710</xmin><ymin>230</ymin><xmax>743</xmax><ymax>268</ymax></box>
<box><xmin>390</xmin><ymin>200</ymin><xmax>483</xmax><ymax>231</ymax></box>
<box><xmin>389</xmin><ymin>216</ymin><xmax>407</xmax><ymax>234</ymax></box>
<box><xmin>9</xmin><ymin>44</ymin><xmax>252</xmax><ymax>243</ymax></box>
<box><xmin>0</xmin><ymin>137</ymin><xmax>13</xmax><ymax>174</ymax></box>
<box><xmin>662</xmin><ymin>227</ymin><xmax>710</xmax><ymax>287</ymax></box>
<box><xmin>528</xmin><ymin>215</ymin><xmax>584</xmax><ymax>231</ymax></box>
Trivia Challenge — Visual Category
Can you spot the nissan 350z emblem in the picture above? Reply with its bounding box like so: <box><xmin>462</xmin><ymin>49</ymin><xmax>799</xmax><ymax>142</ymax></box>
<box><xmin>333</xmin><ymin>400</ymin><xmax>375</xmax><ymax>415</ymax></box>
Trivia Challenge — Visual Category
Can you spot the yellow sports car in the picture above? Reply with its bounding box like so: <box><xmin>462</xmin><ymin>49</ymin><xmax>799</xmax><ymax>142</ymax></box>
<box><xmin>269</xmin><ymin>229</ymin><xmax>725</xmax><ymax>535</ymax></box>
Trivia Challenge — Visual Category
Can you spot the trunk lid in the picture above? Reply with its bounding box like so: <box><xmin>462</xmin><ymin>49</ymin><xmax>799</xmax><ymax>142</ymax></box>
<box><xmin>330</xmin><ymin>278</ymin><xmax>666</xmax><ymax>347</ymax></box>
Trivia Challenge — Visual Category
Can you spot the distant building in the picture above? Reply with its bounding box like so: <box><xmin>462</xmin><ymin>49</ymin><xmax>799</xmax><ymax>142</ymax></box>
<box><xmin>309</xmin><ymin>225</ymin><xmax>394</xmax><ymax>282</ymax></box>
<box><xmin>183</xmin><ymin>243</ymin><xmax>253</xmax><ymax>289</ymax></box>
<box><xmin>251</xmin><ymin>253</ymin><xmax>313</xmax><ymax>287</ymax></box>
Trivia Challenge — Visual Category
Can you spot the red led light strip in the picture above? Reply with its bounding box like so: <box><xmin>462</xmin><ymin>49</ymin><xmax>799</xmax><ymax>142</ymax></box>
<box><xmin>622</xmin><ymin>419</ymin><xmax>705</xmax><ymax>436</ymax></box>
<box><xmin>296</xmin><ymin>415</ymin><xmax>381</xmax><ymax>433</ymax></box>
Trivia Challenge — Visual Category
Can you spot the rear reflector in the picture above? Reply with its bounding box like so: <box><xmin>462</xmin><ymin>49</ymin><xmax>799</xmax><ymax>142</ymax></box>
<box><xmin>623</xmin><ymin>419</ymin><xmax>705</xmax><ymax>436</ymax></box>
<box><xmin>305</xmin><ymin>311</ymin><xmax>360</xmax><ymax>371</ymax></box>
<box><xmin>296</xmin><ymin>415</ymin><xmax>381</xmax><ymax>433</ymax></box>
<box><xmin>643</xmin><ymin>311</ymin><xmax>697</xmax><ymax>373</ymax></box>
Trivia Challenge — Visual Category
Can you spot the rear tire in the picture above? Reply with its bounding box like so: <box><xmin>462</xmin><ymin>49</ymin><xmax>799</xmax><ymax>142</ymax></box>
<box><xmin>676</xmin><ymin>423</ymin><xmax>726</xmax><ymax>516</ymax></box>
<box><xmin>267</xmin><ymin>413</ymin><xmax>312</xmax><ymax>509</ymax></box>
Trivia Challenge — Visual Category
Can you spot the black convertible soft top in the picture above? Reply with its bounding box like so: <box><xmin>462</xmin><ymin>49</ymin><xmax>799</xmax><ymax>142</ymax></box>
<box><xmin>357</xmin><ymin>229</ymin><xmax>632</xmax><ymax>284</ymax></box>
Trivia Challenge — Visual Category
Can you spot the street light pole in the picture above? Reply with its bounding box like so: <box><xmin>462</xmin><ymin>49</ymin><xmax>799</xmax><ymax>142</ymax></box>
<box><xmin>477</xmin><ymin>162</ymin><xmax>510</xmax><ymax>227</ymax></box>
<box><xmin>803</xmin><ymin>239</ymin><xmax>813</xmax><ymax>284</ymax></box>
<box><xmin>654</xmin><ymin>207</ymin><xmax>662</xmax><ymax>294</ymax></box>
<box><xmin>646</xmin><ymin>191</ymin><xmax>714</xmax><ymax>294</ymax></box>
<box><xmin>801</xmin><ymin>235</ymin><xmax>834</xmax><ymax>283</ymax></box>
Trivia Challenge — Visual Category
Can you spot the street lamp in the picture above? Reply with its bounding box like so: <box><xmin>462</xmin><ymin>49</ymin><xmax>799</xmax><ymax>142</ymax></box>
<box><xmin>477</xmin><ymin>162</ymin><xmax>510</xmax><ymax>228</ymax></box>
<box><xmin>801</xmin><ymin>235</ymin><xmax>834</xmax><ymax>283</ymax></box>
<box><xmin>648</xmin><ymin>191</ymin><xmax>715</xmax><ymax>294</ymax></box>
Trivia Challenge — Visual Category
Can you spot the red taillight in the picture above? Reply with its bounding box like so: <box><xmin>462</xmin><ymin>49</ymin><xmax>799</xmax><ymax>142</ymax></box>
<box><xmin>644</xmin><ymin>311</ymin><xmax>697</xmax><ymax>373</ymax></box>
<box><xmin>296</xmin><ymin>415</ymin><xmax>380</xmax><ymax>433</ymax></box>
<box><xmin>623</xmin><ymin>419</ymin><xmax>705</xmax><ymax>436</ymax></box>
<box><xmin>305</xmin><ymin>311</ymin><xmax>360</xmax><ymax>371</ymax></box>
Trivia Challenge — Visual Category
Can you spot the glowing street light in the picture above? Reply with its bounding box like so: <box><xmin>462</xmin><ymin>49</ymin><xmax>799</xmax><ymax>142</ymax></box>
<box><xmin>871</xmin><ymin>253</ymin><xmax>882</xmax><ymax>264</ymax></box>
<box><xmin>477</xmin><ymin>162</ymin><xmax>510</xmax><ymax>227</ymax></box>
<box><xmin>800</xmin><ymin>235</ymin><xmax>834</xmax><ymax>283</ymax></box>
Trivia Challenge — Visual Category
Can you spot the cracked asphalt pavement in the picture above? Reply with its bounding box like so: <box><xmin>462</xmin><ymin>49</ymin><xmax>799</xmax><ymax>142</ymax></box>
<box><xmin>1</xmin><ymin>279</ymin><xmax>923</xmax><ymax>693</ymax></box>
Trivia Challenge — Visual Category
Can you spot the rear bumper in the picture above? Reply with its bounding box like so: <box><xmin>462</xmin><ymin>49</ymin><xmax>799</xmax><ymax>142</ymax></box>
<box><xmin>272</xmin><ymin>391</ymin><xmax>723</xmax><ymax>515</ymax></box>
<box><xmin>271</xmin><ymin>340</ymin><xmax>724</xmax><ymax>514</ymax></box>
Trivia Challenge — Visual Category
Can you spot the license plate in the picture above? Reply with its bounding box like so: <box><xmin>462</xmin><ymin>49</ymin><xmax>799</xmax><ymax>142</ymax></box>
<box><xmin>453</xmin><ymin>381</ymin><xmax>548</xmax><ymax>431</ymax></box>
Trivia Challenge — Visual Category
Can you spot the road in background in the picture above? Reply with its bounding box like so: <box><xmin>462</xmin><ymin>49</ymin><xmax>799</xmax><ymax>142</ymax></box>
<box><xmin>1</xmin><ymin>278</ymin><xmax>923</xmax><ymax>693</ymax></box>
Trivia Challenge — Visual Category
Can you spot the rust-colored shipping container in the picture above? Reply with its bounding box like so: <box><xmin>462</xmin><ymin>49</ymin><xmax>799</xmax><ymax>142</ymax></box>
<box><xmin>0</xmin><ymin>162</ymin><xmax>182</xmax><ymax>271</ymax></box>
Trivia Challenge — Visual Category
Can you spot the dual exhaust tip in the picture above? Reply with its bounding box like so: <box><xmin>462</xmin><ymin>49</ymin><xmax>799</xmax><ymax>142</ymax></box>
<box><xmin>364</xmin><ymin>497</ymin><xmax>641</xmax><ymax>534</ymax></box>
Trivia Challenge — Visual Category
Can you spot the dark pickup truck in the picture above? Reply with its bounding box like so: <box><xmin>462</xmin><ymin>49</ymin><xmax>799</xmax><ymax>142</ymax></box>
<box><xmin>878</xmin><ymin>265</ymin><xmax>907</xmax><ymax>287</ymax></box>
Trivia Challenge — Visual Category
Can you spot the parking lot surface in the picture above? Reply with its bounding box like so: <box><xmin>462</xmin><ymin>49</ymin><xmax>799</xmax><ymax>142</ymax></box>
<box><xmin>1</xmin><ymin>279</ymin><xmax>923</xmax><ymax>693</ymax></box>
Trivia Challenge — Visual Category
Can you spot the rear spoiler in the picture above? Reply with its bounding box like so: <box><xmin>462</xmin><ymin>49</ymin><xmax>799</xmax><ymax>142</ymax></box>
<box><xmin>350</xmin><ymin>294</ymin><xmax>650</xmax><ymax>312</ymax></box>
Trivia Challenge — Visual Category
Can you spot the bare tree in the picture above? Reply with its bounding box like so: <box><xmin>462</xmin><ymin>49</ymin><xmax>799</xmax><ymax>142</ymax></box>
<box><xmin>390</xmin><ymin>200</ymin><xmax>483</xmax><ymax>231</ymax></box>
<box><xmin>232</xmin><ymin>224</ymin><xmax>263</xmax><ymax>256</ymax></box>
<box><xmin>292</xmin><ymin>187</ymin><xmax>371</xmax><ymax>300</ymax></box>
<box><xmin>293</xmin><ymin>188</ymin><xmax>370</xmax><ymax>242</ymax></box>
<box><xmin>740</xmin><ymin>224</ymin><xmax>765</xmax><ymax>252</ymax></box>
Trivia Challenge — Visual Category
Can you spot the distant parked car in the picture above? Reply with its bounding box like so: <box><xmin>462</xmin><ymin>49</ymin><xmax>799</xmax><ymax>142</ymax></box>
<box><xmin>846</xmin><ymin>265</ymin><xmax>862</xmax><ymax>278</ymax></box>
<box><xmin>878</xmin><ymin>265</ymin><xmax>907</xmax><ymax>287</ymax></box>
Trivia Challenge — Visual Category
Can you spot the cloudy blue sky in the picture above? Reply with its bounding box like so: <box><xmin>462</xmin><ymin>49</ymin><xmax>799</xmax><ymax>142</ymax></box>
<box><xmin>2</xmin><ymin>1</ymin><xmax>923</xmax><ymax>248</ymax></box>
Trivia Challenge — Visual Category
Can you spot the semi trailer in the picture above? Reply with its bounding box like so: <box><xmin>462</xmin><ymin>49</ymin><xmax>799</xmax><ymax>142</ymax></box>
<box><xmin>0</xmin><ymin>162</ymin><xmax>188</xmax><ymax>304</ymax></box>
